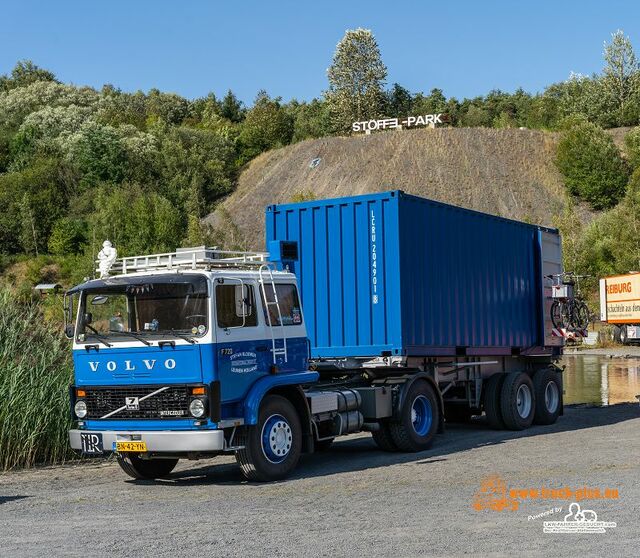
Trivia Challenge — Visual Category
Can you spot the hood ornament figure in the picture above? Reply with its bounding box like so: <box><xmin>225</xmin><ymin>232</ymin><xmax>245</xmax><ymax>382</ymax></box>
<box><xmin>97</xmin><ymin>240</ymin><xmax>117</xmax><ymax>278</ymax></box>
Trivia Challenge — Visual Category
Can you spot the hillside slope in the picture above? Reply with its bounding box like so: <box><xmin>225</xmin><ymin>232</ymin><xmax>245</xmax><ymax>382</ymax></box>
<box><xmin>205</xmin><ymin>127</ymin><xmax>593</xmax><ymax>249</ymax></box>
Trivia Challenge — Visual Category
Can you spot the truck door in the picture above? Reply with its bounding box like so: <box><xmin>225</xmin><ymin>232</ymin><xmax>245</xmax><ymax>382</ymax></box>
<box><xmin>214</xmin><ymin>278</ymin><xmax>271</xmax><ymax>403</ymax></box>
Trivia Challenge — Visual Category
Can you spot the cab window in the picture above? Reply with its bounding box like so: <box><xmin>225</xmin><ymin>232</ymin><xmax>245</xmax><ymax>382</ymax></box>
<box><xmin>261</xmin><ymin>284</ymin><xmax>302</xmax><ymax>326</ymax></box>
<box><xmin>216</xmin><ymin>284</ymin><xmax>257</xmax><ymax>328</ymax></box>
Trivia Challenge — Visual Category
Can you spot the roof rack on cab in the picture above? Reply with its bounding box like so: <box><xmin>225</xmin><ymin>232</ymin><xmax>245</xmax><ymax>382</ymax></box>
<box><xmin>98</xmin><ymin>246</ymin><xmax>269</xmax><ymax>276</ymax></box>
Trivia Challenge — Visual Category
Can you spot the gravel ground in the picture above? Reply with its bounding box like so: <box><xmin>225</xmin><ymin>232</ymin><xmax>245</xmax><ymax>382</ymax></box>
<box><xmin>1</xmin><ymin>404</ymin><xmax>638</xmax><ymax>557</ymax></box>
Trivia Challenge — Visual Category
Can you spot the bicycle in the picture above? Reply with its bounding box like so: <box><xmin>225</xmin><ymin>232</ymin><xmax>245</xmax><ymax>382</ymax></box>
<box><xmin>546</xmin><ymin>272</ymin><xmax>591</xmax><ymax>331</ymax></box>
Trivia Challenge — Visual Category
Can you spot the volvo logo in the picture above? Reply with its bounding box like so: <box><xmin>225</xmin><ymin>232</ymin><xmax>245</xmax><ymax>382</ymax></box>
<box><xmin>125</xmin><ymin>397</ymin><xmax>140</xmax><ymax>410</ymax></box>
<box><xmin>88</xmin><ymin>359</ymin><xmax>176</xmax><ymax>372</ymax></box>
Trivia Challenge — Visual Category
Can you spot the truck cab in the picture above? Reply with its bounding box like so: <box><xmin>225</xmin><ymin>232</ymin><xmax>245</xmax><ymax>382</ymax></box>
<box><xmin>67</xmin><ymin>246</ymin><xmax>318</xmax><ymax>481</ymax></box>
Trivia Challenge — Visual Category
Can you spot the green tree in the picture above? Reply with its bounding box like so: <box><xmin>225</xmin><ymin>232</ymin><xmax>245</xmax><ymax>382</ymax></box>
<box><xmin>48</xmin><ymin>217</ymin><xmax>87</xmax><ymax>255</ymax></box>
<box><xmin>220</xmin><ymin>90</ymin><xmax>244</xmax><ymax>123</ymax></box>
<box><xmin>65</xmin><ymin>122</ymin><xmax>127</xmax><ymax>187</ymax></box>
<box><xmin>387</xmin><ymin>83</ymin><xmax>412</xmax><ymax>117</ymax></box>
<box><xmin>0</xmin><ymin>60</ymin><xmax>56</xmax><ymax>92</ymax></box>
<box><xmin>238</xmin><ymin>91</ymin><xmax>294</xmax><ymax>160</ymax></box>
<box><xmin>91</xmin><ymin>185</ymin><xmax>184</xmax><ymax>255</ymax></box>
<box><xmin>0</xmin><ymin>157</ymin><xmax>68</xmax><ymax>254</ymax></box>
<box><xmin>624</xmin><ymin>126</ymin><xmax>640</xmax><ymax>169</ymax></box>
<box><xmin>555</xmin><ymin>120</ymin><xmax>630</xmax><ymax>209</ymax></box>
<box><xmin>289</xmin><ymin>99</ymin><xmax>331</xmax><ymax>142</ymax></box>
<box><xmin>575</xmin><ymin>169</ymin><xmax>640</xmax><ymax>281</ymax></box>
<box><xmin>602</xmin><ymin>30</ymin><xmax>640</xmax><ymax>126</ymax></box>
<box><xmin>325</xmin><ymin>28</ymin><xmax>387</xmax><ymax>133</ymax></box>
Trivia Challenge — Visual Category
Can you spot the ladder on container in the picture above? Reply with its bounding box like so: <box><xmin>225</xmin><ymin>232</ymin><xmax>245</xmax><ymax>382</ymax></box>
<box><xmin>259</xmin><ymin>263</ymin><xmax>288</xmax><ymax>365</ymax></box>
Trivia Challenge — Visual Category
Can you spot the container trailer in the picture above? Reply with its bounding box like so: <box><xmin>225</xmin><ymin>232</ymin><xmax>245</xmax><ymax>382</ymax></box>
<box><xmin>67</xmin><ymin>191</ymin><xmax>566</xmax><ymax>482</ymax></box>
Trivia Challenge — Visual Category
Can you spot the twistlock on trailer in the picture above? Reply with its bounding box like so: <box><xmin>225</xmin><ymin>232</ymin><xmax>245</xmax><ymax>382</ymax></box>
<box><xmin>66</xmin><ymin>191</ymin><xmax>566</xmax><ymax>482</ymax></box>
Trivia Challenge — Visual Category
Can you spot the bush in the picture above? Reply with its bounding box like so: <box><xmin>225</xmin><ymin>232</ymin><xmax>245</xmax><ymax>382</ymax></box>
<box><xmin>556</xmin><ymin>120</ymin><xmax>630</xmax><ymax>209</ymax></box>
<box><xmin>573</xmin><ymin>169</ymin><xmax>640</xmax><ymax>296</ymax></box>
<box><xmin>0</xmin><ymin>290</ymin><xmax>74</xmax><ymax>470</ymax></box>
<box><xmin>624</xmin><ymin>126</ymin><xmax>640</xmax><ymax>169</ymax></box>
<box><xmin>48</xmin><ymin>217</ymin><xmax>87</xmax><ymax>255</ymax></box>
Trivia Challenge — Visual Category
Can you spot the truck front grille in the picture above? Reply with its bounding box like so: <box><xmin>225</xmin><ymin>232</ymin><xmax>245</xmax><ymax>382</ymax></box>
<box><xmin>82</xmin><ymin>385</ymin><xmax>191</xmax><ymax>419</ymax></box>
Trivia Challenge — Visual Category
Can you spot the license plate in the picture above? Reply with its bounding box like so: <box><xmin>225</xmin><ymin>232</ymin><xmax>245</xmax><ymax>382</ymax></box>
<box><xmin>80</xmin><ymin>432</ymin><xmax>103</xmax><ymax>454</ymax></box>
<box><xmin>115</xmin><ymin>441</ymin><xmax>147</xmax><ymax>453</ymax></box>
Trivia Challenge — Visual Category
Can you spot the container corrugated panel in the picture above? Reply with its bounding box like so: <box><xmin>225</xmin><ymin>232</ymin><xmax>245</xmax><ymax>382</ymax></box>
<box><xmin>265</xmin><ymin>191</ymin><xmax>560</xmax><ymax>358</ymax></box>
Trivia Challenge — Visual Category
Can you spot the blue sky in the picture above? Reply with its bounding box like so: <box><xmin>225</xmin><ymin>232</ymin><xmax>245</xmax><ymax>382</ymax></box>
<box><xmin>1</xmin><ymin>0</ymin><xmax>638</xmax><ymax>104</ymax></box>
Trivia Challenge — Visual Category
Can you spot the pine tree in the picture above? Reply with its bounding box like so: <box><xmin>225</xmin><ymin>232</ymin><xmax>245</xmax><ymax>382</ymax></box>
<box><xmin>325</xmin><ymin>28</ymin><xmax>387</xmax><ymax>133</ymax></box>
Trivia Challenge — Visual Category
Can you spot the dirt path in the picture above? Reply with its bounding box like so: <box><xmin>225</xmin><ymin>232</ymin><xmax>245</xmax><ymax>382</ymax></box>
<box><xmin>1</xmin><ymin>404</ymin><xmax>638</xmax><ymax>557</ymax></box>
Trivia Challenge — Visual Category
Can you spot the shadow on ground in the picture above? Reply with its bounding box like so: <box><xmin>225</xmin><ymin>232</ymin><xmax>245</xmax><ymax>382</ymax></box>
<box><xmin>0</xmin><ymin>495</ymin><xmax>30</xmax><ymax>505</ymax></box>
<box><xmin>134</xmin><ymin>402</ymin><xmax>639</xmax><ymax>487</ymax></box>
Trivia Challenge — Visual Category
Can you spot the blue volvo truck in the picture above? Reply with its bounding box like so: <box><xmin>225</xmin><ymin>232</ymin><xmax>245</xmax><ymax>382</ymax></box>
<box><xmin>67</xmin><ymin>191</ymin><xmax>565</xmax><ymax>481</ymax></box>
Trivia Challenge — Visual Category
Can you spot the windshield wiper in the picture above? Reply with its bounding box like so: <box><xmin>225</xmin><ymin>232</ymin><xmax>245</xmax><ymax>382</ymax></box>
<box><xmin>108</xmin><ymin>331</ymin><xmax>153</xmax><ymax>346</ymax></box>
<box><xmin>83</xmin><ymin>324</ymin><xmax>113</xmax><ymax>348</ymax></box>
<box><xmin>149</xmin><ymin>329</ymin><xmax>197</xmax><ymax>344</ymax></box>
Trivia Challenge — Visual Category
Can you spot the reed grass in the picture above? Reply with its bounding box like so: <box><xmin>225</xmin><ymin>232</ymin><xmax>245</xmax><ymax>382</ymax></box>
<box><xmin>0</xmin><ymin>290</ymin><xmax>74</xmax><ymax>470</ymax></box>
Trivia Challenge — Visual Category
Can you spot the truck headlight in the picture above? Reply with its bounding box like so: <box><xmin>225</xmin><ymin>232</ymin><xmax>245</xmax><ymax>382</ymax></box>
<box><xmin>189</xmin><ymin>398</ymin><xmax>206</xmax><ymax>418</ymax></box>
<box><xmin>74</xmin><ymin>400</ymin><xmax>87</xmax><ymax>419</ymax></box>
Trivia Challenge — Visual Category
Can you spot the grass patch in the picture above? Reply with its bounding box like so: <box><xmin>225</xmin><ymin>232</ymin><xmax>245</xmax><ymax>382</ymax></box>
<box><xmin>0</xmin><ymin>289</ymin><xmax>74</xmax><ymax>470</ymax></box>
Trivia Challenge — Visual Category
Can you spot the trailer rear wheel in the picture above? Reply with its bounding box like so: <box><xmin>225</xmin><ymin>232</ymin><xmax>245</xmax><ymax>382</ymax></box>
<box><xmin>532</xmin><ymin>368</ymin><xmax>562</xmax><ymax>425</ymax></box>
<box><xmin>483</xmin><ymin>374</ymin><xmax>505</xmax><ymax>429</ymax></box>
<box><xmin>620</xmin><ymin>325</ymin><xmax>629</xmax><ymax>345</ymax></box>
<box><xmin>389</xmin><ymin>381</ymin><xmax>439</xmax><ymax>452</ymax></box>
<box><xmin>371</xmin><ymin>422</ymin><xmax>398</xmax><ymax>451</ymax></box>
<box><xmin>236</xmin><ymin>395</ymin><xmax>302</xmax><ymax>482</ymax></box>
<box><xmin>117</xmin><ymin>455</ymin><xmax>178</xmax><ymax>480</ymax></box>
<box><xmin>500</xmin><ymin>372</ymin><xmax>535</xmax><ymax>430</ymax></box>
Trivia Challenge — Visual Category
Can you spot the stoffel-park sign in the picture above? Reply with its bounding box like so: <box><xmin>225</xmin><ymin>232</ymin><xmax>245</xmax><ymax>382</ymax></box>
<box><xmin>352</xmin><ymin>113</ymin><xmax>448</xmax><ymax>134</ymax></box>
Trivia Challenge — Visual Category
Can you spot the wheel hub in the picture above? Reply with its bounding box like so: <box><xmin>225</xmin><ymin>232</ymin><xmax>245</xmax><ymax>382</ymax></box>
<box><xmin>411</xmin><ymin>395</ymin><xmax>433</xmax><ymax>436</ymax></box>
<box><xmin>544</xmin><ymin>380</ymin><xmax>559</xmax><ymax>413</ymax></box>
<box><xmin>261</xmin><ymin>414</ymin><xmax>292</xmax><ymax>464</ymax></box>
<box><xmin>516</xmin><ymin>384</ymin><xmax>532</xmax><ymax>419</ymax></box>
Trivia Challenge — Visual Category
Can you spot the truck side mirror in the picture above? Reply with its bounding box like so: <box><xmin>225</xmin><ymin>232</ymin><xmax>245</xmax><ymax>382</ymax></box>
<box><xmin>64</xmin><ymin>324</ymin><xmax>75</xmax><ymax>339</ymax></box>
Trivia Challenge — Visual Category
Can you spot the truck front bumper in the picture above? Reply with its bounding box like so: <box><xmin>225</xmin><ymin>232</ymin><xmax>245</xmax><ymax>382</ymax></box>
<box><xmin>69</xmin><ymin>429</ymin><xmax>225</xmax><ymax>453</ymax></box>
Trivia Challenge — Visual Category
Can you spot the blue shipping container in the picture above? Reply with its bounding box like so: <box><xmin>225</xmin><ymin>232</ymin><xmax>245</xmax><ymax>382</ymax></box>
<box><xmin>265</xmin><ymin>190</ymin><xmax>561</xmax><ymax>359</ymax></box>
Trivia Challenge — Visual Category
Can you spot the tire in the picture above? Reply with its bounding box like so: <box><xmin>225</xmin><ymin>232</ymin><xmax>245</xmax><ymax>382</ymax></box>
<box><xmin>620</xmin><ymin>325</ymin><xmax>629</xmax><ymax>345</ymax></box>
<box><xmin>613</xmin><ymin>325</ymin><xmax>622</xmax><ymax>343</ymax></box>
<box><xmin>371</xmin><ymin>421</ymin><xmax>398</xmax><ymax>451</ymax></box>
<box><xmin>500</xmin><ymin>372</ymin><xmax>535</xmax><ymax>430</ymax></box>
<box><xmin>483</xmin><ymin>374</ymin><xmax>505</xmax><ymax>430</ymax></box>
<box><xmin>117</xmin><ymin>455</ymin><xmax>178</xmax><ymax>480</ymax></box>
<box><xmin>388</xmin><ymin>380</ymin><xmax>440</xmax><ymax>452</ymax></box>
<box><xmin>236</xmin><ymin>395</ymin><xmax>302</xmax><ymax>482</ymax></box>
<box><xmin>532</xmin><ymin>368</ymin><xmax>562</xmax><ymax>425</ymax></box>
<box><xmin>573</xmin><ymin>300</ymin><xmax>590</xmax><ymax>330</ymax></box>
<box><xmin>314</xmin><ymin>438</ymin><xmax>334</xmax><ymax>452</ymax></box>
<box><xmin>444</xmin><ymin>404</ymin><xmax>473</xmax><ymax>424</ymax></box>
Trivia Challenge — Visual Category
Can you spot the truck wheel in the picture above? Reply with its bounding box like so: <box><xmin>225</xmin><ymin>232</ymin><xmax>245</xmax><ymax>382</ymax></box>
<box><xmin>315</xmin><ymin>438</ymin><xmax>334</xmax><ymax>451</ymax></box>
<box><xmin>117</xmin><ymin>455</ymin><xmax>178</xmax><ymax>480</ymax></box>
<box><xmin>532</xmin><ymin>368</ymin><xmax>562</xmax><ymax>425</ymax></box>
<box><xmin>483</xmin><ymin>374</ymin><xmax>505</xmax><ymax>429</ymax></box>
<box><xmin>389</xmin><ymin>380</ymin><xmax>440</xmax><ymax>452</ymax></box>
<box><xmin>371</xmin><ymin>422</ymin><xmax>398</xmax><ymax>451</ymax></box>
<box><xmin>620</xmin><ymin>325</ymin><xmax>629</xmax><ymax>345</ymax></box>
<box><xmin>236</xmin><ymin>395</ymin><xmax>302</xmax><ymax>482</ymax></box>
<box><xmin>500</xmin><ymin>372</ymin><xmax>535</xmax><ymax>430</ymax></box>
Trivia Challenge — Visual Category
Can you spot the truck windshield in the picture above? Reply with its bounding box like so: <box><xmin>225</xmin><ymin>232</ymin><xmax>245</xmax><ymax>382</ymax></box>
<box><xmin>76</xmin><ymin>278</ymin><xmax>208</xmax><ymax>343</ymax></box>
